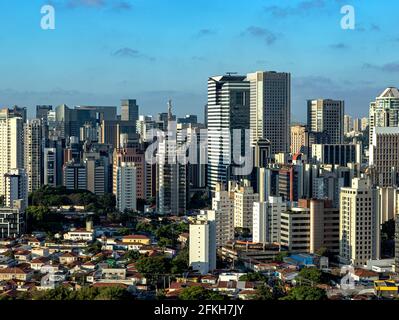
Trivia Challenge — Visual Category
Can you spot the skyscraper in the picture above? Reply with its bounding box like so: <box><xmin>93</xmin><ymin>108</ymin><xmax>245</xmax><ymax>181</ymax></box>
<box><xmin>339</xmin><ymin>178</ymin><xmax>380</xmax><ymax>267</ymax></box>
<box><xmin>121</xmin><ymin>99</ymin><xmax>139</xmax><ymax>128</ymax></box>
<box><xmin>307</xmin><ymin>99</ymin><xmax>344</xmax><ymax>144</ymax></box>
<box><xmin>156</xmin><ymin>102</ymin><xmax>187</xmax><ymax>215</ymax></box>
<box><xmin>116</xmin><ymin>162</ymin><xmax>137</xmax><ymax>212</ymax></box>
<box><xmin>290</xmin><ymin>125</ymin><xmax>307</xmax><ymax>155</ymax></box>
<box><xmin>370</xmin><ymin>127</ymin><xmax>399</xmax><ymax>187</ymax></box>
<box><xmin>247</xmin><ymin>71</ymin><xmax>291</xmax><ymax>155</ymax></box>
<box><xmin>24</xmin><ymin>119</ymin><xmax>42</xmax><ymax>193</ymax></box>
<box><xmin>369</xmin><ymin>87</ymin><xmax>399</xmax><ymax>142</ymax></box>
<box><xmin>344</xmin><ymin>114</ymin><xmax>353</xmax><ymax>135</ymax></box>
<box><xmin>0</xmin><ymin>109</ymin><xmax>24</xmax><ymax>197</ymax></box>
<box><xmin>207</xmin><ymin>74</ymin><xmax>250</xmax><ymax>190</ymax></box>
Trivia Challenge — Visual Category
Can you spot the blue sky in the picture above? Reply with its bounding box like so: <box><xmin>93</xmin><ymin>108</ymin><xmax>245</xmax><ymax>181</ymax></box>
<box><xmin>0</xmin><ymin>0</ymin><xmax>398</xmax><ymax>121</ymax></box>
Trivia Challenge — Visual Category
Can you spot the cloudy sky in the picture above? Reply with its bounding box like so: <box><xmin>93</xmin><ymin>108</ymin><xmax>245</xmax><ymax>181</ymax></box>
<box><xmin>1</xmin><ymin>0</ymin><xmax>398</xmax><ymax>121</ymax></box>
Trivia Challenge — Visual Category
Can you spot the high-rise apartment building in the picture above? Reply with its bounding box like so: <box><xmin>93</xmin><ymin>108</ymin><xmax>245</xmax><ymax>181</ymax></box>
<box><xmin>212</xmin><ymin>183</ymin><xmax>234</xmax><ymax>247</ymax></box>
<box><xmin>247</xmin><ymin>71</ymin><xmax>291</xmax><ymax>155</ymax></box>
<box><xmin>339</xmin><ymin>178</ymin><xmax>380</xmax><ymax>267</ymax></box>
<box><xmin>207</xmin><ymin>75</ymin><xmax>250</xmax><ymax>190</ymax></box>
<box><xmin>156</xmin><ymin>106</ymin><xmax>187</xmax><ymax>215</ymax></box>
<box><xmin>24</xmin><ymin>119</ymin><xmax>42</xmax><ymax>193</ymax></box>
<box><xmin>369</xmin><ymin>87</ymin><xmax>399</xmax><ymax>142</ymax></box>
<box><xmin>370</xmin><ymin>127</ymin><xmax>399</xmax><ymax>187</ymax></box>
<box><xmin>189</xmin><ymin>213</ymin><xmax>216</xmax><ymax>275</ymax></box>
<box><xmin>290</xmin><ymin>125</ymin><xmax>307</xmax><ymax>155</ymax></box>
<box><xmin>233</xmin><ymin>181</ymin><xmax>259</xmax><ymax>232</ymax></box>
<box><xmin>344</xmin><ymin>114</ymin><xmax>353</xmax><ymax>135</ymax></box>
<box><xmin>307</xmin><ymin>99</ymin><xmax>344</xmax><ymax>144</ymax></box>
<box><xmin>253</xmin><ymin>196</ymin><xmax>286</xmax><ymax>244</ymax></box>
<box><xmin>4</xmin><ymin>169</ymin><xmax>28</xmax><ymax>209</ymax></box>
<box><xmin>116</xmin><ymin>162</ymin><xmax>137</xmax><ymax>212</ymax></box>
<box><xmin>280</xmin><ymin>199</ymin><xmax>339</xmax><ymax>255</ymax></box>
<box><xmin>0</xmin><ymin>109</ymin><xmax>24</xmax><ymax>197</ymax></box>
<box><xmin>63</xmin><ymin>161</ymin><xmax>87</xmax><ymax>190</ymax></box>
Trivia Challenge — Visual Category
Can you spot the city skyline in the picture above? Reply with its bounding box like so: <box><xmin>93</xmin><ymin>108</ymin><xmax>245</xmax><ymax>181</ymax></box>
<box><xmin>1</xmin><ymin>0</ymin><xmax>399</xmax><ymax>120</ymax></box>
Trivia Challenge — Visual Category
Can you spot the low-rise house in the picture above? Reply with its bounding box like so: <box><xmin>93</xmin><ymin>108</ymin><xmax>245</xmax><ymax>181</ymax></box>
<box><xmin>353</xmin><ymin>269</ymin><xmax>379</xmax><ymax>282</ymax></box>
<box><xmin>40</xmin><ymin>263</ymin><xmax>60</xmax><ymax>274</ymax></box>
<box><xmin>64</xmin><ymin>229</ymin><xmax>94</xmax><ymax>242</ymax></box>
<box><xmin>82</xmin><ymin>261</ymin><xmax>96</xmax><ymax>271</ymax></box>
<box><xmin>238</xmin><ymin>289</ymin><xmax>258</xmax><ymax>300</ymax></box>
<box><xmin>31</xmin><ymin>247</ymin><xmax>50</xmax><ymax>258</ymax></box>
<box><xmin>216</xmin><ymin>280</ymin><xmax>238</xmax><ymax>295</ymax></box>
<box><xmin>0</xmin><ymin>267</ymin><xmax>33</xmax><ymax>281</ymax></box>
<box><xmin>200</xmin><ymin>275</ymin><xmax>218</xmax><ymax>285</ymax></box>
<box><xmin>101</xmin><ymin>268</ymin><xmax>126</xmax><ymax>280</ymax></box>
<box><xmin>30</xmin><ymin>257</ymin><xmax>49</xmax><ymax>271</ymax></box>
<box><xmin>27</xmin><ymin>238</ymin><xmax>43</xmax><ymax>248</ymax></box>
<box><xmin>59</xmin><ymin>252</ymin><xmax>78</xmax><ymax>265</ymax></box>
<box><xmin>122</xmin><ymin>235</ymin><xmax>151</xmax><ymax>246</ymax></box>
<box><xmin>14</xmin><ymin>250</ymin><xmax>32</xmax><ymax>263</ymax></box>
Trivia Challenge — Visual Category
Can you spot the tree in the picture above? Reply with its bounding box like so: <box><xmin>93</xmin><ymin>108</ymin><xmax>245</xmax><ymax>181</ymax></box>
<box><xmin>239</xmin><ymin>272</ymin><xmax>268</xmax><ymax>282</ymax></box>
<box><xmin>274</xmin><ymin>252</ymin><xmax>288</xmax><ymax>262</ymax></box>
<box><xmin>179</xmin><ymin>286</ymin><xmax>225</xmax><ymax>300</ymax></box>
<box><xmin>297</xmin><ymin>268</ymin><xmax>323</xmax><ymax>284</ymax></box>
<box><xmin>254</xmin><ymin>284</ymin><xmax>273</xmax><ymax>300</ymax></box>
<box><xmin>171</xmin><ymin>248</ymin><xmax>189</xmax><ymax>274</ymax></box>
<box><xmin>85</xmin><ymin>241</ymin><xmax>102</xmax><ymax>255</ymax></box>
<box><xmin>281</xmin><ymin>286</ymin><xmax>327</xmax><ymax>301</ymax></box>
<box><xmin>135</xmin><ymin>256</ymin><xmax>171</xmax><ymax>281</ymax></box>
<box><xmin>124</xmin><ymin>250</ymin><xmax>141</xmax><ymax>262</ymax></box>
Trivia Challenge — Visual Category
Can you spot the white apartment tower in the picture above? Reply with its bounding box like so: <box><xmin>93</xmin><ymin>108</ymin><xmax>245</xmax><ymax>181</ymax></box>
<box><xmin>253</xmin><ymin>196</ymin><xmax>286</xmax><ymax>244</ymax></box>
<box><xmin>307</xmin><ymin>99</ymin><xmax>344</xmax><ymax>144</ymax></box>
<box><xmin>339</xmin><ymin>178</ymin><xmax>380</xmax><ymax>267</ymax></box>
<box><xmin>247</xmin><ymin>71</ymin><xmax>291</xmax><ymax>155</ymax></box>
<box><xmin>189</xmin><ymin>213</ymin><xmax>216</xmax><ymax>275</ymax></box>
<box><xmin>116</xmin><ymin>162</ymin><xmax>137</xmax><ymax>212</ymax></box>
<box><xmin>0</xmin><ymin>109</ymin><xmax>24</xmax><ymax>197</ymax></box>
<box><xmin>24</xmin><ymin>119</ymin><xmax>42</xmax><ymax>193</ymax></box>
<box><xmin>233</xmin><ymin>181</ymin><xmax>259</xmax><ymax>232</ymax></box>
<box><xmin>212</xmin><ymin>183</ymin><xmax>234</xmax><ymax>247</ymax></box>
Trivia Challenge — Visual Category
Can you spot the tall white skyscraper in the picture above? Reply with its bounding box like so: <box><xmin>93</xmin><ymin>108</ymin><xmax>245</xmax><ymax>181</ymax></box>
<box><xmin>369</xmin><ymin>87</ymin><xmax>399</xmax><ymax>143</ymax></box>
<box><xmin>24</xmin><ymin>119</ymin><xmax>42</xmax><ymax>193</ymax></box>
<box><xmin>0</xmin><ymin>109</ymin><xmax>24</xmax><ymax>197</ymax></box>
<box><xmin>339</xmin><ymin>178</ymin><xmax>380</xmax><ymax>267</ymax></box>
<box><xmin>116</xmin><ymin>162</ymin><xmax>137</xmax><ymax>212</ymax></box>
<box><xmin>189</xmin><ymin>213</ymin><xmax>216</xmax><ymax>275</ymax></box>
<box><xmin>307</xmin><ymin>99</ymin><xmax>344</xmax><ymax>144</ymax></box>
<box><xmin>247</xmin><ymin>71</ymin><xmax>291</xmax><ymax>155</ymax></box>
<box><xmin>207</xmin><ymin>75</ymin><xmax>250</xmax><ymax>190</ymax></box>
